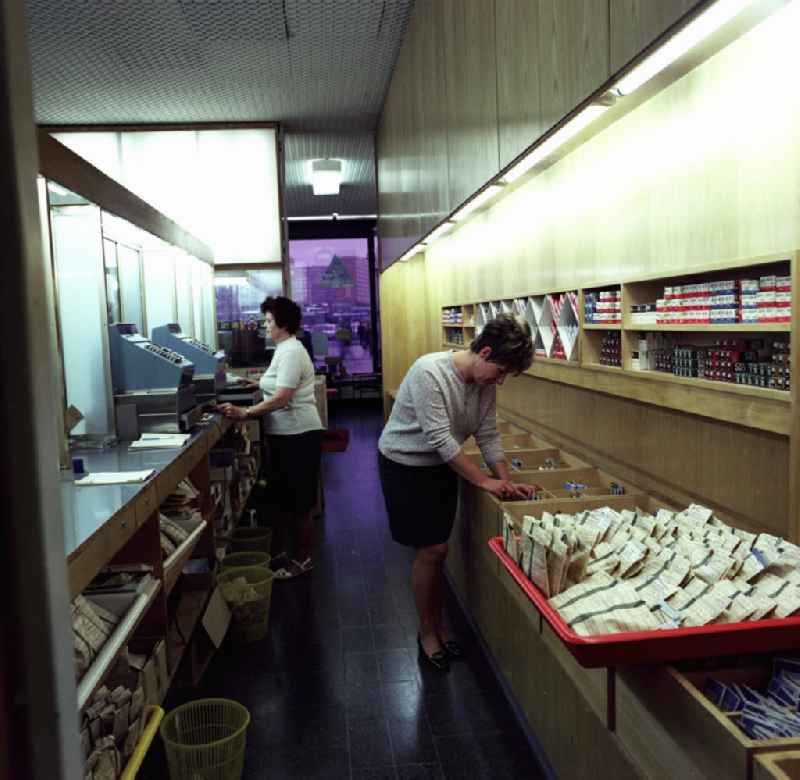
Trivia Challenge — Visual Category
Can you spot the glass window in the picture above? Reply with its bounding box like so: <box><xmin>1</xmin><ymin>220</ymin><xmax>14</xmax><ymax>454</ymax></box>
<box><xmin>289</xmin><ymin>238</ymin><xmax>375</xmax><ymax>376</ymax></box>
<box><xmin>214</xmin><ymin>269</ymin><xmax>283</xmax><ymax>367</ymax></box>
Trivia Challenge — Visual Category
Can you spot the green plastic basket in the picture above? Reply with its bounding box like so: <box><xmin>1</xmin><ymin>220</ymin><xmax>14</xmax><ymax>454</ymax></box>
<box><xmin>230</xmin><ymin>526</ymin><xmax>272</xmax><ymax>554</ymax></box>
<box><xmin>219</xmin><ymin>551</ymin><xmax>270</xmax><ymax>572</ymax></box>
<box><xmin>217</xmin><ymin>566</ymin><xmax>275</xmax><ymax>643</ymax></box>
<box><xmin>160</xmin><ymin>698</ymin><xmax>250</xmax><ymax>780</ymax></box>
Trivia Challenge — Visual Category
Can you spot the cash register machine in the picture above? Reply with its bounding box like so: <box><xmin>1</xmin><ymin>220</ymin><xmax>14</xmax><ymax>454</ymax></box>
<box><xmin>151</xmin><ymin>323</ymin><xmax>227</xmax><ymax>404</ymax></box>
<box><xmin>108</xmin><ymin>324</ymin><xmax>203</xmax><ymax>440</ymax></box>
<box><xmin>151</xmin><ymin>322</ymin><xmax>261</xmax><ymax>406</ymax></box>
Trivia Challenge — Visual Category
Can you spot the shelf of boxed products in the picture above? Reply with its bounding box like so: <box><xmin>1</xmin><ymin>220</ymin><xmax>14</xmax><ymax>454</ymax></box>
<box><xmin>79</xmin><ymin>637</ymin><xmax>167</xmax><ymax>780</ymax></box>
<box><xmin>75</xmin><ymin>575</ymin><xmax>162</xmax><ymax>710</ymax></box>
<box><xmin>624</xmin><ymin>254</ymin><xmax>793</xmax><ymax>329</ymax></box>
<box><xmin>628</xmin><ymin>332</ymin><xmax>791</xmax><ymax>395</ymax></box>
<box><xmin>583</xmin><ymin>286</ymin><xmax>622</xmax><ymax>329</ymax></box>
<box><xmin>627</xmin><ymin>323</ymin><xmax>791</xmax><ymax>332</ymax></box>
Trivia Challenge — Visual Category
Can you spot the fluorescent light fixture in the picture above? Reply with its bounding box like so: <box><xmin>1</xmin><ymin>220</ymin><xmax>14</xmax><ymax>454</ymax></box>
<box><xmin>286</xmin><ymin>213</ymin><xmax>377</xmax><ymax>222</ymax></box>
<box><xmin>214</xmin><ymin>275</ymin><xmax>248</xmax><ymax>286</ymax></box>
<box><xmin>399</xmin><ymin>244</ymin><xmax>424</xmax><ymax>262</ymax></box>
<box><xmin>310</xmin><ymin>159</ymin><xmax>343</xmax><ymax>195</ymax></box>
<box><xmin>452</xmin><ymin>185</ymin><xmax>504</xmax><ymax>222</ymax></box>
<box><xmin>501</xmin><ymin>104</ymin><xmax>609</xmax><ymax>183</ymax></box>
<box><xmin>423</xmin><ymin>221</ymin><xmax>455</xmax><ymax>244</ymax></box>
<box><xmin>47</xmin><ymin>180</ymin><xmax>70</xmax><ymax>196</ymax></box>
<box><xmin>614</xmin><ymin>0</ymin><xmax>752</xmax><ymax>95</ymax></box>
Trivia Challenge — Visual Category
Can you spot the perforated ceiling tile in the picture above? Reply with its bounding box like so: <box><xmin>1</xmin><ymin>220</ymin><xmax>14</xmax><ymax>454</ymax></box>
<box><xmin>26</xmin><ymin>0</ymin><xmax>414</xmax><ymax>216</ymax></box>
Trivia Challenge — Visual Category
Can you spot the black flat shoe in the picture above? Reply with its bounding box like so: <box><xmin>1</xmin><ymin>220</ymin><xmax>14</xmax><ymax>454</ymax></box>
<box><xmin>439</xmin><ymin>637</ymin><xmax>465</xmax><ymax>660</ymax></box>
<box><xmin>417</xmin><ymin>635</ymin><xmax>449</xmax><ymax>672</ymax></box>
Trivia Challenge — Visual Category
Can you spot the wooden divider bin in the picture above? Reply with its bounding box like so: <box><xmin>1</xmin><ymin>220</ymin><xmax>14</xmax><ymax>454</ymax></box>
<box><xmin>496</xmin><ymin>421</ymin><xmax>527</xmax><ymax>435</ymax></box>
<box><xmin>463</xmin><ymin>432</ymin><xmax>555</xmax><ymax>453</ymax></box>
<box><xmin>755</xmin><ymin>751</ymin><xmax>800</xmax><ymax>780</ymax></box>
<box><xmin>615</xmin><ymin>661</ymin><xmax>800</xmax><ymax>780</ymax></box>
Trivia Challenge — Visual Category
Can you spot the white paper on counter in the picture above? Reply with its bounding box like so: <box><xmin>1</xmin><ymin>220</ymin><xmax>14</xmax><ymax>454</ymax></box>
<box><xmin>75</xmin><ymin>470</ymin><xmax>155</xmax><ymax>486</ymax></box>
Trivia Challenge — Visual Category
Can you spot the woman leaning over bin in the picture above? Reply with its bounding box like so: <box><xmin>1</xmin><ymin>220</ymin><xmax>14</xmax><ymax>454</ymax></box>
<box><xmin>220</xmin><ymin>296</ymin><xmax>323</xmax><ymax>579</ymax></box>
<box><xmin>378</xmin><ymin>314</ymin><xmax>536</xmax><ymax>671</ymax></box>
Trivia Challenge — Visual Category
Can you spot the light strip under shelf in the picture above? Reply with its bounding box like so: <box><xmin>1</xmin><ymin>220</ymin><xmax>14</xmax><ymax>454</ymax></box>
<box><xmin>423</xmin><ymin>221</ymin><xmax>455</xmax><ymax>244</ymax></box>
<box><xmin>399</xmin><ymin>244</ymin><xmax>424</xmax><ymax>262</ymax></box>
<box><xmin>451</xmin><ymin>185</ymin><xmax>504</xmax><ymax>222</ymax></box>
<box><xmin>613</xmin><ymin>0</ymin><xmax>754</xmax><ymax>95</ymax></box>
<box><xmin>501</xmin><ymin>104</ymin><xmax>610</xmax><ymax>184</ymax></box>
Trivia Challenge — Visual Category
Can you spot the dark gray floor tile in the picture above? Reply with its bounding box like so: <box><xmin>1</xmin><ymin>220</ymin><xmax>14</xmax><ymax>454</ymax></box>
<box><xmin>373</xmin><ymin>622</ymin><xmax>415</xmax><ymax>651</ymax></box>
<box><xmin>434</xmin><ymin>735</ymin><xmax>484</xmax><ymax>773</ymax></box>
<box><xmin>397</xmin><ymin>765</ymin><xmax>445</xmax><ymax>780</ymax></box>
<box><xmin>343</xmin><ymin>624</ymin><xmax>375</xmax><ymax>652</ymax></box>
<box><xmin>424</xmin><ymin>693</ymin><xmax>471</xmax><ymax>737</ymax></box>
<box><xmin>346</xmin><ymin>680</ymin><xmax>386</xmax><ymax>721</ymax></box>
<box><xmin>349</xmin><ymin>718</ymin><xmax>394</xmax><ymax>768</ymax></box>
<box><xmin>382</xmin><ymin>680</ymin><xmax>426</xmax><ymax>721</ymax></box>
<box><xmin>378</xmin><ymin>649</ymin><xmax>419</xmax><ymax>683</ymax></box>
<box><xmin>345</xmin><ymin>651</ymin><xmax>381</xmax><ymax>686</ymax></box>
<box><xmin>352</xmin><ymin>767</ymin><xmax>399</xmax><ymax>780</ymax></box>
<box><xmin>389</xmin><ymin>717</ymin><xmax>438</xmax><ymax>765</ymax></box>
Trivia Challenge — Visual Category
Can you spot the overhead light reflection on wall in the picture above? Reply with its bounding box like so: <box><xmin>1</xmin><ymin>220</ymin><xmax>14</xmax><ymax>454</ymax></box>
<box><xmin>501</xmin><ymin>104</ymin><xmax>610</xmax><ymax>184</ymax></box>
<box><xmin>613</xmin><ymin>0</ymin><xmax>754</xmax><ymax>96</ymax></box>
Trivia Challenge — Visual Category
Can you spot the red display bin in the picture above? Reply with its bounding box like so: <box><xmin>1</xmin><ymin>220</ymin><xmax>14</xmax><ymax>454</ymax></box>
<box><xmin>489</xmin><ymin>537</ymin><xmax>800</xmax><ymax>668</ymax></box>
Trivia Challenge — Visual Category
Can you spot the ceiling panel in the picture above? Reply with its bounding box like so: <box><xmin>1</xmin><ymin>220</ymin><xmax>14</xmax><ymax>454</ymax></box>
<box><xmin>25</xmin><ymin>0</ymin><xmax>414</xmax><ymax>216</ymax></box>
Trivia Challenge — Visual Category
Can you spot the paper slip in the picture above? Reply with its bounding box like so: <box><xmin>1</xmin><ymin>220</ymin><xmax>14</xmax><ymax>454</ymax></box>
<box><xmin>129</xmin><ymin>433</ymin><xmax>191</xmax><ymax>449</ymax></box>
<box><xmin>75</xmin><ymin>469</ymin><xmax>154</xmax><ymax>486</ymax></box>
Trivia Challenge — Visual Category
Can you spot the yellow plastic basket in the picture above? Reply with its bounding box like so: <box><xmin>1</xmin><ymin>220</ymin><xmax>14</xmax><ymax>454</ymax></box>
<box><xmin>217</xmin><ymin>566</ymin><xmax>275</xmax><ymax>643</ymax></box>
<box><xmin>120</xmin><ymin>705</ymin><xmax>164</xmax><ymax>780</ymax></box>
<box><xmin>160</xmin><ymin>698</ymin><xmax>250</xmax><ymax>780</ymax></box>
<box><xmin>220</xmin><ymin>551</ymin><xmax>270</xmax><ymax>572</ymax></box>
<box><xmin>230</xmin><ymin>526</ymin><xmax>272</xmax><ymax>554</ymax></box>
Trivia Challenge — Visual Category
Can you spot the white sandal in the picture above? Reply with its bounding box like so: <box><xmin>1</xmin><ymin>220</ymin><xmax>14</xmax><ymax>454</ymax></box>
<box><xmin>273</xmin><ymin>557</ymin><xmax>313</xmax><ymax>580</ymax></box>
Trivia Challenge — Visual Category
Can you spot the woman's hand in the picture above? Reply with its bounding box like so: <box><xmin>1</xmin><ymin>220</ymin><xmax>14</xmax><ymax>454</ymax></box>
<box><xmin>507</xmin><ymin>482</ymin><xmax>537</xmax><ymax>500</ymax></box>
<box><xmin>479</xmin><ymin>477</ymin><xmax>517</xmax><ymax>499</ymax></box>
<box><xmin>218</xmin><ymin>402</ymin><xmax>248</xmax><ymax>420</ymax></box>
<box><xmin>479</xmin><ymin>478</ymin><xmax>537</xmax><ymax>500</ymax></box>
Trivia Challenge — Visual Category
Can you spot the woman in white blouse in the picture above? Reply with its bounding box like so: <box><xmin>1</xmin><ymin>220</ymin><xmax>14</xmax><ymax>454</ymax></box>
<box><xmin>220</xmin><ymin>296</ymin><xmax>323</xmax><ymax>579</ymax></box>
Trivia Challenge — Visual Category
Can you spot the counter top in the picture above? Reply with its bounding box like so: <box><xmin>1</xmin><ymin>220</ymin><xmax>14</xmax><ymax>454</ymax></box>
<box><xmin>64</xmin><ymin>415</ymin><xmax>231</xmax><ymax>596</ymax></box>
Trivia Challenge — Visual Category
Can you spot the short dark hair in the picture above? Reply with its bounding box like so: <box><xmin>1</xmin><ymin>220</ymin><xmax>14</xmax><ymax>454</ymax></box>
<box><xmin>260</xmin><ymin>296</ymin><xmax>302</xmax><ymax>334</ymax></box>
<box><xmin>470</xmin><ymin>313</ymin><xmax>533</xmax><ymax>375</ymax></box>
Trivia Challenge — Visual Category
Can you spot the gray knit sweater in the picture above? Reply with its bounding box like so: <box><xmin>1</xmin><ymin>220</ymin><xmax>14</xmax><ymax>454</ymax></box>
<box><xmin>378</xmin><ymin>351</ymin><xmax>505</xmax><ymax>467</ymax></box>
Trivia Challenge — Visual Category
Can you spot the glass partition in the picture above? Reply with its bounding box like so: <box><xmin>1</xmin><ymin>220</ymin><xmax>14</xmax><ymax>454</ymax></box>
<box><xmin>51</xmin><ymin>202</ymin><xmax>113</xmax><ymax>435</ymax></box>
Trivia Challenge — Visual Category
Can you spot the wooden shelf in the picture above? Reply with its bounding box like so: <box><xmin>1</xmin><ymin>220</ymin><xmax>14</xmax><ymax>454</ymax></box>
<box><xmin>583</xmin><ymin>324</ymin><xmax>621</xmax><ymax>330</ymax></box>
<box><xmin>582</xmin><ymin>362</ymin><xmax>623</xmax><ymax>373</ymax></box>
<box><xmin>526</xmin><ymin>357</ymin><xmax>790</xmax><ymax>435</ymax></box>
<box><xmin>626</xmin><ymin>323</ymin><xmax>791</xmax><ymax>332</ymax></box>
<box><xmin>77</xmin><ymin>577</ymin><xmax>161</xmax><ymax>709</ymax></box>
<box><xmin>163</xmin><ymin>519</ymin><xmax>208</xmax><ymax>596</ymax></box>
<box><xmin>164</xmin><ymin>586</ymin><xmax>212</xmax><ymax>696</ymax></box>
<box><xmin>628</xmin><ymin>368</ymin><xmax>790</xmax><ymax>402</ymax></box>
<box><xmin>442</xmin><ymin>341</ymin><xmax>464</xmax><ymax>349</ymax></box>
<box><xmin>533</xmin><ymin>356</ymin><xmax>581</xmax><ymax>368</ymax></box>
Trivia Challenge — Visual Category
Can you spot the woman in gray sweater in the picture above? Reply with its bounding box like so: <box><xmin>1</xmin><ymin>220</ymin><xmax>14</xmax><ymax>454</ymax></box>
<box><xmin>378</xmin><ymin>314</ymin><xmax>536</xmax><ymax>671</ymax></box>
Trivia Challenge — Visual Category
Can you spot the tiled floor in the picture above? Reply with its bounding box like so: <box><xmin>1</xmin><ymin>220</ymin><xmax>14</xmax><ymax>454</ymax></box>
<box><xmin>152</xmin><ymin>404</ymin><xmax>545</xmax><ymax>779</ymax></box>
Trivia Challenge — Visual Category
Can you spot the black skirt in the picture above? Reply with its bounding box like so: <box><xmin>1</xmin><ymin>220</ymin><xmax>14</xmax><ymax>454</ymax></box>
<box><xmin>265</xmin><ymin>430</ymin><xmax>323</xmax><ymax>513</ymax></box>
<box><xmin>378</xmin><ymin>451</ymin><xmax>458</xmax><ymax>548</ymax></box>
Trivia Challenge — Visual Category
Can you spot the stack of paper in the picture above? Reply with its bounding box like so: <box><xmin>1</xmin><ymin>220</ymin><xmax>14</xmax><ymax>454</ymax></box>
<box><xmin>75</xmin><ymin>470</ymin><xmax>154</xmax><ymax>486</ymax></box>
<box><xmin>128</xmin><ymin>433</ymin><xmax>191</xmax><ymax>450</ymax></box>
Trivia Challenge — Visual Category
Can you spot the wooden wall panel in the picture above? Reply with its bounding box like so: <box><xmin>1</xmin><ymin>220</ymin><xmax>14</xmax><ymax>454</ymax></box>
<box><xmin>409</xmin><ymin>0</ymin><xmax>450</xmax><ymax>237</ymax></box>
<box><xmin>442</xmin><ymin>0</ymin><xmax>500</xmax><ymax>210</ymax></box>
<box><xmin>495</xmin><ymin>0</ymin><xmax>545</xmax><ymax>168</ymax></box>
<box><xmin>610</xmin><ymin>0</ymin><xmax>700</xmax><ymax>74</ymax></box>
<box><xmin>380</xmin><ymin>255</ymin><xmax>431</xmax><ymax>401</ymax></box>
<box><xmin>401</xmin><ymin>7</ymin><xmax>800</xmax><ymax>536</ymax></box>
<box><xmin>537</xmin><ymin>0</ymin><xmax>610</xmax><ymax>133</ymax></box>
<box><xmin>497</xmin><ymin>376</ymin><xmax>789</xmax><ymax>536</ymax></box>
